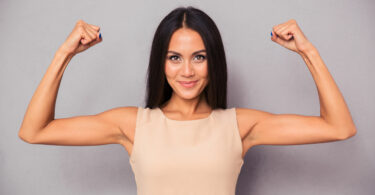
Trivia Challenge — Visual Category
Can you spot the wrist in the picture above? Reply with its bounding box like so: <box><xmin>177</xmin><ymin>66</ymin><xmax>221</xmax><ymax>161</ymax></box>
<box><xmin>53</xmin><ymin>47</ymin><xmax>75</xmax><ymax>67</ymax></box>
<box><xmin>57</xmin><ymin>45</ymin><xmax>75</xmax><ymax>58</ymax></box>
<box><xmin>299</xmin><ymin>42</ymin><xmax>318</xmax><ymax>57</ymax></box>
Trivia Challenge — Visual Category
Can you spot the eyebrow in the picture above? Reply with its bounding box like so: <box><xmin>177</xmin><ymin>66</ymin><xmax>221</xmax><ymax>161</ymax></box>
<box><xmin>167</xmin><ymin>49</ymin><xmax>206</xmax><ymax>56</ymax></box>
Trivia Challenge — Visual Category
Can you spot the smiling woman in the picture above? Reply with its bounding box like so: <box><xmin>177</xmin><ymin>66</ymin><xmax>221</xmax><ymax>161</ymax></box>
<box><xmin>145</xmin><ymin>7</ymin><xmax>228</xmax><ymax>111</ymax></box>
<box><xmin>18</xmin><ymin>5</ymin><xmax>356</xmax><ymax>195</ymax></box>
<box><xmin>164</xmin><ymin>28</ymin><xmax>209</xmax><ymax>101</ymax></box>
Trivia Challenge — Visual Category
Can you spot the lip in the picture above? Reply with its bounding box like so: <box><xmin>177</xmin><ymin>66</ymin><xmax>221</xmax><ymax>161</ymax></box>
<box><xmin>178</xmin><ymin>80</ymin><xmax>198</xmax><ymax>88</ymax></box>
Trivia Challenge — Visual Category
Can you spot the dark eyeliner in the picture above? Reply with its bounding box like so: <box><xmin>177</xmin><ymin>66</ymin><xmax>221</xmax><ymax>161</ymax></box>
<box><xmin>168</xmin><ymin>55</ymin><xmax>180</xmax><ymax>61</ymax></box>
<box><xmin>196</xmin><ymin>54</ymin><xmax>206</xmax><ymax>60</ymax></box>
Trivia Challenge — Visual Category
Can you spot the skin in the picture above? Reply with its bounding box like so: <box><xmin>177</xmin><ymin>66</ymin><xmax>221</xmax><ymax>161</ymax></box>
<box><xmin>160</xmin><ymin>27</ymin><xmax>212</xmax><ymax>120</ymax></box>
<box><xmin>18</xmin><ymin>19</ymin><xmax>357</xmax><ymax>160</ymax></box>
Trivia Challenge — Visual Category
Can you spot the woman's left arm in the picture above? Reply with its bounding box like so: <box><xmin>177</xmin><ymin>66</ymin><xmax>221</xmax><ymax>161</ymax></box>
<box><xmin>241</xmin><ymin>19</ymin><xmax>357</xmax><ymax>147</ymax></box>
<box><xmin>273</xmin><ymin>19</ymin><xmax>357</xmax><ymax>138</ymax></box>
<box><xmin>295</xmin><ymin>37</ymin><xmax>357</xmax><ymax>139</ymax></box>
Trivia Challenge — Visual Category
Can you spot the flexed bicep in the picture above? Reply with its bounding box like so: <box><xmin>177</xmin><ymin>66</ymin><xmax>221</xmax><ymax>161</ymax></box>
<box><xmin>239</xmin><ymin>108</ymin><xmax>354</xmax><ymax>147</ymax></box>
<box><xmin>27</xmin><ymin>106</ymin><xmax>137</xmax><ymax>146</ymax></box>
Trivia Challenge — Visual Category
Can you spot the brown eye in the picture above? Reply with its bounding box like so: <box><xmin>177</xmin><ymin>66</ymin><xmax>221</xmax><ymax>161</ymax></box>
<box><xmin>194</xmin><ymin>54</ymin><xmax>206</xmax><ymax>61</ymax></box>
<box><xmin>169</xmin><ymin>55</ymin><xmax>180</xmax><ymax>61</ymax></box>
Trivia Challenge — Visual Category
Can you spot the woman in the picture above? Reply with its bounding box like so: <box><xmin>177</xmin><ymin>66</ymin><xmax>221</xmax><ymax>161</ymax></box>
<box><xmin>18</xmin><ymin>6</ymin><xmax>357</xmax><ymax>195</ymax></box>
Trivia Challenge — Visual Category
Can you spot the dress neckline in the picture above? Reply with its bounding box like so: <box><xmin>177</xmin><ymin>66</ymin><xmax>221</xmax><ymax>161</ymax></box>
<box><xmin>157</xmin><ymin>107</ymin><xmax>214</xmax><ymax>124</ymax></box>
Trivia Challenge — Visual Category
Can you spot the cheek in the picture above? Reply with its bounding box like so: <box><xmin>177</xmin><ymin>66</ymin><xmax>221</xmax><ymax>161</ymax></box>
<box><xmin>165</xmin><ymin>63</ymin><xmax>176</xmax><ymax>77</ymax></box>
<box><xmin>201</xmin><ymin>64</ymin><xmax>209</xmax><ymax>84</ymax></box>
<box><xmin>164</xmin><ymin>62</ymin><xmax>181</xmax><ymax>84</ymax></box>
<box><xmin>198</xmin><ymin>63</ymin><xmax>209</xmax><ymax>78</ymax></box>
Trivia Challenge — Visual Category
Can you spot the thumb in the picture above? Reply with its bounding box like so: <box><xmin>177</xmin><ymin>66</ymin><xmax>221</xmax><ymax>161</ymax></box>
<box><xmin>270</xmin><ymin>30</ymin><xmax>288</xmax><ymax>46</ymax></box>
<box><xmin>87</xmin><ymin>33</ymin><xmax>103</xmax><ymax>48</ymax></box>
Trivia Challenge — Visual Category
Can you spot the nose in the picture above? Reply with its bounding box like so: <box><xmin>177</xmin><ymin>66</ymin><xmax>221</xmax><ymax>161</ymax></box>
<box><xmin>181</xmin><ymin>60</ymin><xmax>194</xmax><ymax>77</ymax></box>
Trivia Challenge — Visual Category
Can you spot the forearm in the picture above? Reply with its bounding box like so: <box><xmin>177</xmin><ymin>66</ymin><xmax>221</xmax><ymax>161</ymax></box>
<box><xmin>19</xmin><ymin>48</ymin><xmax>74</xmax><ymax>141</ymax></box>
<box><xmin>300</xmin><ymin>45</ymin><xmax>357</xmax><ymax>137</ymax></box>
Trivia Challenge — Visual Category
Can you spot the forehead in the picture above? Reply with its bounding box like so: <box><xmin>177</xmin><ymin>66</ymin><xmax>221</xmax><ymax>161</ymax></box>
<box><xmin>168</xmin><ymin>28</ymin><xmax>205</xmax><ymax>52</ymax></box>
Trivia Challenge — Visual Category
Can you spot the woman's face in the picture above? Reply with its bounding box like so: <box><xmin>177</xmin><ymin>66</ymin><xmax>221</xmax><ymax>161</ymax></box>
<box><xmin>165</xmin><ymin>28</ymin><xmax>209</xmax><ymax>100</ymax></box>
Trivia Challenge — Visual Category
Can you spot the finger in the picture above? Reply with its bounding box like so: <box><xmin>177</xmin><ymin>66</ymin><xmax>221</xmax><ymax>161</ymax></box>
<box><xmin>84</xmin><ymin>24</ymin><xmax>97</xmax><ymax>38</ymax></box>
<box><xmin>85</xmin><ymin>24</ymin><xmax>100</xmax><ymax>41</ymax></box>
<box><xmin>272</xmin><ymin>26</ymin><xmax>285</xmax><ymax>40</ymax></box>
<box><xmin>87</xmin><ymin>36</ymin><xmax>102</xmax><ymax>48</ymax></box>
<box><xmin>272</xmin><ymin>29</ymin><xmax>289</xmax><ymax>42</ymax></box>
<box><xmin>271</xmin><ymin>29</ymin><xmax>279</xmax><ymax>40</ymax></box>
<box><xmin>275</xmin><ymin>23</ymin><xmax>288</xmax><ymax>34</ymax></box>
<box><xmin>86</xmin><ymin>24</ymin><xmax>100</xmax><ymax>37</ymax></box>
<box><xmin>273</xmin><ymin>22</ymin><xmax>290</xmax><ymax>40</ymax></box>
<box><xmin>86</xmin><ymin>26</ymin><xmax>102</xmax><ymax>44</ymax></box>
<box><xmin>80</xmin><ymin>28</ymin><xmax>95</xmax><ymax>45</ymax></box>
<box><xmin>279</xmin><ymin>27</ymin><xmax>294</xmax><ymax>41</ymax></box>
<box><xmin>273</xmin><ymin>21</ymin><xmax>288</xmax><ymax>34</ymax></box>
<box><xmin>87</xmin><ymin>32</ymin><xmax>103</xmax><ymax>47</ymax></box>
<box><xmin>271</xmin><ymin>30</ymin><xmax>288</xmax><ymax>46</ymax></box>
<box><xmin>84</xmin><ymin>27</ymin><xmax>97</xmax><ymax>44</ymax></box>
<box><xmin>88</xmin><ymin>23</ymin><xmax>100</xmax><ymax>32</ymax></box>
<box><xmin>271</xmin><ymin>29</ymin><xmax>276</xmax><ymax>40</ymax></box>
<box><xmin>80</xmin><ymin>33</ymin><xmax>89</xmax><ymax>45</ymax></box>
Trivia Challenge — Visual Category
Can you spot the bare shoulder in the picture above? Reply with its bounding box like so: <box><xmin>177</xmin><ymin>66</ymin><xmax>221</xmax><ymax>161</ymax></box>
<box><xmin>235</xmin><ymin>107</ymin><xmax>273</xmax><ymax>141</ymax></box>
<box><xmin>108</xmin><ymin>106</ymin><xmax>138</xmax><ymax>143</ymax></box>
<box><xmin>108</xmin><ymin>106</ymin><xmax>139</xmax><ymax>156</ymax></box>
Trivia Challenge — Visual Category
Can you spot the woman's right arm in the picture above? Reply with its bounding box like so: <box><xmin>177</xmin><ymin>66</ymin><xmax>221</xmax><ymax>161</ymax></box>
<box><xmin>18</xmin><ymin>20</ymin><xmax>133</xmax><ymax>146</ymax></box>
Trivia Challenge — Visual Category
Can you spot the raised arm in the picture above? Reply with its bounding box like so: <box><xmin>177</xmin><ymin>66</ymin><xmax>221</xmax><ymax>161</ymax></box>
<box><xmin>239</xmin><ymin>19</ymin><xmax>357</xmax><ymax>148</ymax></box>
<box><xmin>18</xmin><ymin>20</ymin><xmax>133</xmax><ymax>146</ymax></box>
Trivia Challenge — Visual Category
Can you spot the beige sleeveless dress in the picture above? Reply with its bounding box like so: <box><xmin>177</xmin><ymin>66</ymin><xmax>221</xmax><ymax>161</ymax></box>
<box><xmin>129</xmin><ymin>106</ymin><xmax>244</xmax><ymax>195</ymax></box>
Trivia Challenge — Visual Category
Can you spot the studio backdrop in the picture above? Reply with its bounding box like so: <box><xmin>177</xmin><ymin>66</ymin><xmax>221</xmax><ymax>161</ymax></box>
<box><xmin>1</xmin><ymin>0</ymin><xmax>374</xmax><ymax>194</ymax></box>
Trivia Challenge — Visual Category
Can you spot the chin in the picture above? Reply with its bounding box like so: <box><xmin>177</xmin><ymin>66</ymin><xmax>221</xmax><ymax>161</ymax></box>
<box><xmin>173</xmin><ymin>87</ymin><xmax>202</xmax><ymax>100</ymax></box>
<box><xmin>177</xmin><ymin>92</ymin><xmax>201</xmax><ymax>100</ymax></box>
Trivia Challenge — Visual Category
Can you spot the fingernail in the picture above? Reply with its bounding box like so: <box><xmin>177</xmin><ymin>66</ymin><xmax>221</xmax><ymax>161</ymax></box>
<box><xmin>99</xmin><ymin>33</ymin><xmax>102</xmax><ymax>39</ymax></box>
<box><xmin>270</xmin><ymin>31</ymin><xmax>273</xmax><ymax>37</ymax></box>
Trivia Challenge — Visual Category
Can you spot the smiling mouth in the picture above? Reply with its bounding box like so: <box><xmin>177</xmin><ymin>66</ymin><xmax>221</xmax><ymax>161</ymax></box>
<box><xmin>178</xmin><ymin>80</ymin><xmax>198</xmax><ymax>88</ymax></box>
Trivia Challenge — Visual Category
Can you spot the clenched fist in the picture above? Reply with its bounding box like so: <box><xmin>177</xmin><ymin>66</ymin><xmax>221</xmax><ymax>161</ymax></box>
<box><xmin>271</xmin><ymin>19</ymin><xmax>316</xmax><ymax>55</ymax></box>
<box><xmin>59</xmin><ymin>20</ymin><xmax>102</xmax><ymax>56</ymax></box>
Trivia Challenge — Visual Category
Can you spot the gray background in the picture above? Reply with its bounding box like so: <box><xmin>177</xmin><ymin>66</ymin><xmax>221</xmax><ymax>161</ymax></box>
<box><xmin>1</xmin><ymin>0</ymin><xmax>374</xmax><ymax>194</ymax></box>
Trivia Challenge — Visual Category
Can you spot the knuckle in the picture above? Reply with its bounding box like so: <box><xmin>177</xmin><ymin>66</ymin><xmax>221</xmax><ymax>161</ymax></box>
<box><xmin>91</xmin><ymin>24</ymin><xmax>100</xmax><ymax>29</ymax></box>
<box><xmin>79</xmin><ymin>20</ymin><xmax>87</xmax><ymax>26</ymax></box>
<box><xmin>88</xmin><ymin>34</ymin><xmax>95</xmax><ymax>41</ymax></box>
<box><xmin>77</xmin><ymin>25</ymin><xmax>84</xmax><ymax>33</ymax></box>
<box><xmin>80</xmin><ymin>31</ymin><xmax>86</xmax><ymax>38</ymax></box>
<box><xmin>76</xmin><ymin>22</ymin><xmax>84</xmax><ymax>28</ymax></box>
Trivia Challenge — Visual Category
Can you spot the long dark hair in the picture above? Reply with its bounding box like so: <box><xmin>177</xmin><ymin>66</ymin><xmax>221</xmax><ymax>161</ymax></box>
<box><xmin>145</xmin><ymin>6</ymin><xmax>227</xmax><ymax>109</ymax></box>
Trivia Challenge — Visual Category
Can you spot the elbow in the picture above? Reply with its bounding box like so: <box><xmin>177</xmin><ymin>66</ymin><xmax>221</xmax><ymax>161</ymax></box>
<box><xmin>18</xmin><ymin>130</ymin><xmax>36</xmax><ymax>144</ymax></box>
<box><xmin>337</xmin><ymin>128</ymin><xmax>357</xmax><ymax>140</ymax></box>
